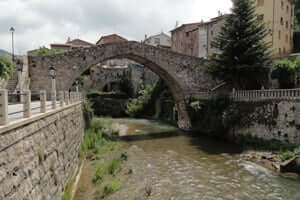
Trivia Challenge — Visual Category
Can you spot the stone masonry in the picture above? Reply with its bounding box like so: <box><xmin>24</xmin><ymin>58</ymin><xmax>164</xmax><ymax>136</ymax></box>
<box><xmin>230</xmin><ymin>100</ymin><xmax>300</xmax><ymax>145</ymax></box>
<box><xmin>0</xmin><ymin>103</ymin><xmax>84</xmax><ymax>200</ymax></box>
<box><xmin>28</xmin><ymin>41</ymin><xmax>218</xmax><ymax>130</ymax></box>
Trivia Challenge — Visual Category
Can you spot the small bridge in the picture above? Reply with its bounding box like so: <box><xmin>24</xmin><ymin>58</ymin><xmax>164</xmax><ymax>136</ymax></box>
<box><xmin>28</xmin><ymin>41</ymin><xmax>217</xmax><ymax>130</ymax></box>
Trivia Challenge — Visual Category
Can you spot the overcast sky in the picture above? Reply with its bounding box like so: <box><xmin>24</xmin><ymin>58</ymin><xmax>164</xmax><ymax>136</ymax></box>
<box><xmin>0</xmin><ymin>0</ymin><xmax>232</xmax><ymax>54</ymax></box>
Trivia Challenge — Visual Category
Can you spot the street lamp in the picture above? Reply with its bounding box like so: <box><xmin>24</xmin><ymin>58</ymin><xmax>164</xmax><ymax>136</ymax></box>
<box><xmin>16</xmin><ymin>60</ymin><xmax>23</xmax><ymax>92</ymax></box>
<box><xmin>49</xmin><ymin>65</ymin><xmax>57</xmax><ymax>109</ymax></box>
<box><xmin>9</xmin><ymin>27</ymin><xmax>15</xmax><ymax>62</ymax></box>
<box><xmin>75</xmin><ymin>80</ymin><xmax>79</xmax><ymax>92</ymax></box>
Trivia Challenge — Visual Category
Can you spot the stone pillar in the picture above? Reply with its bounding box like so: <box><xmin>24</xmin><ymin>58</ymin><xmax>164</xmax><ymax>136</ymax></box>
<box><xmin>23</xmin><ymin>90</ymin><xmax>31</xmax><ymax>118</ymax></box>
<box><xmin>65</xmin><ymin>91</ymin><xmax>69</xmax><ymax>105</ymax></box>
<box><xmin>0</xmin><ymin>89</ymin><xmax>8</xmax><ymax>125</ymax></box>
<box><xmin>176</xmin><ymin>99</ymin><xmax>192</xmax><ymax>131</ymax></box>
<box><xmin>52</xmin><ymin>90</ymin><xmax>57</xmax><ymax>109</ymax></box>
<box><xmin>59</xmin><ymin>91</ymin><xmax>64</xmax><ymax>107</ymax></box>
<box><xmin>40</xmin><ymin>90</ymin><xmax>46</xmax><ymax>113</ymax></box>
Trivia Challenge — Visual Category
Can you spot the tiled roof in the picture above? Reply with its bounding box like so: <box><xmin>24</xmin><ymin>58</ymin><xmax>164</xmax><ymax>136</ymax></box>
<box><xmin>96</xmin><ymin>34</ymin><xmax>128</xmax><ymax>45</ymax></box>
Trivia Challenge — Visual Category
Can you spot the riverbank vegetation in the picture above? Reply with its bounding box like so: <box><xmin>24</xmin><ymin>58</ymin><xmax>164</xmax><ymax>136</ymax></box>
<box><xmin>68</xmin><ymin>117</ymin><xmax>129</xmax><ymax>199</ymax></box>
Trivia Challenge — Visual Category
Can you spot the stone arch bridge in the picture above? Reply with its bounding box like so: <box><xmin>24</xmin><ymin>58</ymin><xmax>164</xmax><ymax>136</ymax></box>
<box><xmin>28</xmin><ymin>41</ymin><xmax>216</xmax><ymax>130</ymax></box>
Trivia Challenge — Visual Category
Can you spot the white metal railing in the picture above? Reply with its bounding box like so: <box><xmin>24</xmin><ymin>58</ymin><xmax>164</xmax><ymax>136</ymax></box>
<box><xmin>0</xmin><ymin>89</ymin><xmax>83</xmax><ymax>126</ymax></box>
<box><xmin>193</xmin><ymin>88</ymin><xmax>300</xmax><ymax>102</ymax></box>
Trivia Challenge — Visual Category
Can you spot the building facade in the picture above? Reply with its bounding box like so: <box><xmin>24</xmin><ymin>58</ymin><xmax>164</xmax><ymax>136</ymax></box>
<box><xmin>144</xmin><ymin>32</ymin><xmax>171</xmax><ymax>48</ymax></box>
<box><xmin>255</xmin><ymin>0</ymin><xmax>294</xmax><ymax>57</ymax></box>
<box><xmin>171</xmin><ymin>15</ymin><xmax>226</xmax><ymax>58</ymax></box>
<box><xmin>51</xmin><ymin>38</ymin><xmax>94</xmax><ymax>51</ymax></box>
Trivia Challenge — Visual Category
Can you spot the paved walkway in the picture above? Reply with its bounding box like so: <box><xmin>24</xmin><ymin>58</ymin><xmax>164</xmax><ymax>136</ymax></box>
<box><xmin>7</xmin><ymin>101</ymin><xmax>56</xmax><ymax>122</ymax></box>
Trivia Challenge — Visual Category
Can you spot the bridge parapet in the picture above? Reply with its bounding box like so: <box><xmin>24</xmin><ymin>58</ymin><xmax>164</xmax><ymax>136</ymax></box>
<box><xmin>0</xmin><ymin>89</ymin><xmax>82</xmax><ymax>128</ymax></box>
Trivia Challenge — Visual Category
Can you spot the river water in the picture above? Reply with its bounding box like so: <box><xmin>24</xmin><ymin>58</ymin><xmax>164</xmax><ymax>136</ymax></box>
<box><xmin>114</xmin><ymin>118</ymin><xmax>300</xmax><ymax>200</ymax></box>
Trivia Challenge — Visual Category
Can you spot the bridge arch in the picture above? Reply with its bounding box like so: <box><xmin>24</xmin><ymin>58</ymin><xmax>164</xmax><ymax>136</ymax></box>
<box><xmin>28</xmin><ymin>41</ymin><xmax>212</xmax><ymax>130</ymax></box>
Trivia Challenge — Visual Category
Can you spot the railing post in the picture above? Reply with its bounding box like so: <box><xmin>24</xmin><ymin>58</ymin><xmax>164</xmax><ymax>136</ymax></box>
<box><xmin>23</xmin><ymin>90</ymin><xmax>31</xmax><ymax>118</ymax></box>
<box><xmin>70</xmin><ymin>92</ymin><xmax>74</xmax><ymax>103</ymax></box>
<box><xmin>59</xmin><ymin>91</ymin><xmax>64</xmax><ymax>107</ymax></box>
<box><xmin>65</xmin><ymin>91</ymin><xmax>69</xmax><ymax>105</ymax></box>
<box><xmin>0</xmin><ymin>89</ymin><xmax>8</xmax><ymax>125</ymax></box>
<box><xmin>40</xmin><ymin>90</ymin><xmax>46</xmax><ymax>113</ymax></box>
<box><xmin>52</xmin><ymin>90</ymin><xmax>57</xmax><ymax>109</ymax></box>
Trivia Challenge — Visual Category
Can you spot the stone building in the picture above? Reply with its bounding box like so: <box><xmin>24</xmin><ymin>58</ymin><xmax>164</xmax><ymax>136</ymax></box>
<box><xmin>96</xmin><ymin>34</ymin><xmax>132</xmax><ymax>67</ymax></box>
<box><xmin>170</xmin><ymin>15</ymin><xmax>226</xmax><ymax>58</ymax></box>
<box><xmin>255</xmin><ymin>0</ymin><xmax>294</xmax><ymax>57</ymax></box>
<box><xmin>50</xmin><ymin>38</ymin><xmax>94</xmax><ymax>51</ymax></box>
<box><xmin>144</xmin><ymin>32</ymin><xmax>171</xmax><ymax>49</ymax></box>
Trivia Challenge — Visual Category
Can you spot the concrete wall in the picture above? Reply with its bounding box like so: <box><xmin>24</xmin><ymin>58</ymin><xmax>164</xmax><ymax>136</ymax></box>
<box><xmin>0</xmin><ymin>103</ymin><xmax>84</xmax><ymax>200</ymax></box>
<box><xmin>230</xmin><ymin>100</ymin><xmax>300</xmax><ymax>145</ymax></box>
<box><xmin>0</xmin><ymin>79</ymin><xmax>7</xmax><ymax>89</ymax></box>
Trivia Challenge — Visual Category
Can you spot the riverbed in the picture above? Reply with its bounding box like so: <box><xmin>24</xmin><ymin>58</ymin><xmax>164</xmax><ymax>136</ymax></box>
<box><xmin>74</xmin><ymin>118</ymin><xmax>300</xmax><ymax>200</ymax></box>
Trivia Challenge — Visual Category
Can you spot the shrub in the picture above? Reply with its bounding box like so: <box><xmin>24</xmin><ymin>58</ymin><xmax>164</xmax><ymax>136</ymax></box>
<box><xmin>32</xmin><ymin>46</ymin><xmax>66</xmax><ymax>57</ymax></box>
<box><xmin>0</xmin><ymin>55</ymin><xmax>15</xmax><ymax>79</ymax></box>
<box><xmin>103</xmin><ymin>181</ymin><xmax>121</xmax><ymax>197</ymax></box>
<box><xmin>108</xmin><ymin>158</ymin><xmax>122</xmax><ymax>176</ymax></box>
<box><xmin>272</xmin><ymin>58</ymin><xmax>300</xmax><ymax>89</ymax></box>
<box><xmin>279</xmin><ymin>150</ymin><xmax>295</xmax><ymax>162</ymax></box>
<box><xmin>83</xmin><ymin>100</ymin><xmax>94</xmax><ymax>129</ymax></box>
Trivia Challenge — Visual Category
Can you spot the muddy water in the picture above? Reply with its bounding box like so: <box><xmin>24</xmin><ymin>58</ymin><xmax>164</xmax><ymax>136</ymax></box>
<box><xmin>114</xmin><ymin>118</ymin><xmax>300</xmax><ymax>200</ymax></box>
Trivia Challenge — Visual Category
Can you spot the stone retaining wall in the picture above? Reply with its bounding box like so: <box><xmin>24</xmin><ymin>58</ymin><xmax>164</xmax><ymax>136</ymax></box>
<box><xmin>0</xmin><ymin>103</ymin><xmax>84</xmax><ymax>200</ymax></box>
<box><xmin>229</xmin><ymin>101</ymin><xmax>300</xmax><ymax>145</ymax></box>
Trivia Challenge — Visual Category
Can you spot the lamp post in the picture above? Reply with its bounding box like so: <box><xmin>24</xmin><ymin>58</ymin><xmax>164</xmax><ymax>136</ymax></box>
<box><xmin>9</xmin><ymin>27</ymin><xmax>15</xmax><ymax>62</ymax></box>
<box><xmin>49</xmin><ymin>65</ymin><xmax>56</xmax><ymax>109</ymax></box>
<box><xmin>16</xmin><ymin>60</ymin><xmax>23</xmax><ymax>102</ymax></box>
<box><xmin>75</xmin><ymin>80</ymin><xmax>79</xmax><ymax>92</ymax></box>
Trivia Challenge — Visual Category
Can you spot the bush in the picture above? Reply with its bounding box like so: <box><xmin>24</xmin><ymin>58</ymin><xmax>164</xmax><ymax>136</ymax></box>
<box><xmin>32</xmin><ymin>46</ymin><xmax>66</xmax><ymax>57</ymax></box>
<box><xmin>103</xmin><ymin>181</ymin><xmax>121</xmax><ymax>197</ymax></box>
<box><xmin>83</xmin><ymin>100</ymin><xmax>94</xmax><ymax>129</ymax></box>
<box><xmin>0</xmin><ymin>55</ymin><xmax>15</xmax><ymax>79</ymax></box>
<box><xmin>126</xmin><ymin>84</ymin><xmax>155</xmax><ymax>117</ymax></box>
<box><xmin>279</xmin><ymin>150</ymin><xmax>295</xmax><ymax>162</ymax></box>
<box><xmin>272</xmin><ymin>59</ymin><xmax>300</xmax><ymax>89</ymax></box>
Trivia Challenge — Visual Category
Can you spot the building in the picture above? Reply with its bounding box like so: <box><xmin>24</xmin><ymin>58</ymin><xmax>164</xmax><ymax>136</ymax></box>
<box><xmin>171</xmin><ymin>22</ymin><xmax>202</xmax><ymax>57</ymax></box>
<box><xmin>50</xmin><ymin>38</ymin><xmax>94</xmax><ymax>51</ymax></box>
<box><xmin>255</xmin><ymin>0</ymin><xmax>294</xmax><ymax>57</ymax></box>
<box><xmin>144</xmin><ymin>32</ymin><xmax>171</xmax><ymax>49</ymax></box>
<box><xmin>96</xmin><ymin>34</ymin><xmax>127</xmax><ymax>45</ymax></box>
<box><xmin>171</xmin><ymin>15</ymin><xmax>226</xmax><ymax>58</ymax></box>
<box><xmin>96</xmin><ymin>34</ymin><xmax>132</xmax><ymax>67</ymax></box>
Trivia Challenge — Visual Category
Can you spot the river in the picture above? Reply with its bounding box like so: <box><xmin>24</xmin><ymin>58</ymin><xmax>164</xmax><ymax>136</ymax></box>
<box><xmin>75</xmin><ymin>118</ymin><xmax>300</xmax><ymax>200</ymax></box>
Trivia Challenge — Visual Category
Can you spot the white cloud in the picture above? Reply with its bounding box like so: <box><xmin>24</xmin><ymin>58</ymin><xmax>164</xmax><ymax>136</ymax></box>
<box><xmin>0</xmin><ymin>0</ymin><xmax>232</xmax><ymax>54</ymax></box>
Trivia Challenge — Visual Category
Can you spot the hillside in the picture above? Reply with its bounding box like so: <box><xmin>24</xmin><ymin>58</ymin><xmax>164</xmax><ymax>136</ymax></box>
<box><xmin>0</xmin><ymin>49</ymin><xmax>11</xmax><ymax>56</ymax></box>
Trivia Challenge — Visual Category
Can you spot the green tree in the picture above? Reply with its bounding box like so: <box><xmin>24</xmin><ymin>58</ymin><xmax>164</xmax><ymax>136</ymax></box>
<box><xmin>209</xmin><ymin>0</ymin><xmax>272</xmax><ymax>89</ymax></box>
<box><xmin>0</xmin><ymin>55</ymin><xmax>15</xmax><ymax>79</ymax></box>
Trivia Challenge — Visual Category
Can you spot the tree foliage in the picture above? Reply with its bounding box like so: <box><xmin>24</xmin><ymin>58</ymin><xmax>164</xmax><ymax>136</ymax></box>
<box><xmin>0</xmin><ymin>55</ymin><xmax>15</xmax><ymax>79</ymax></box>
<box><xmin>209</xmin><ymin>0</ymin><xmax>272</xmax><ymax>89</ymax></box>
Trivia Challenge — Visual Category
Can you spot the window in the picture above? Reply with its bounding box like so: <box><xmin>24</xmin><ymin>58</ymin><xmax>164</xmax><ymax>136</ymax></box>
<box><xmin>281</xmin><ymin>1</ymin><xmax>284</xmax><ymax>10</ymax></box>
<box><xmin>287</xmin><ymin>5</ymin><xmax>289</xmax><ymax>14</ymax></box>
<box><xmin>154</xmin><ymin>38</ymin><xmax>160</xmax><ymax>46</ymax></box>
<box><xmin>286</xmin><ymin>34</ymin><xmax>289</xmax><ymax>43</ymax></box>
<box><xmin>286</xmin><ymin>21</ymin><xmax>289</xmax><ymax>29</ymax></box>
<box><xmin>283</xmin><ymin>47</ymin><xmax>286</xmax><ymax>55</ymax></box>
<box><xmin>257</xmin><ymin>14</ymin><xmax>264</xmax><ymax>21</ymax></box>
<box><xmin>257</xmin><ymin>0</ymin><xmax>264</xmax><ymax>7</ymax></box>
<box><xmin>186</xmin><ymin>32</ymin><xmax>189</xmax><ymax>37</ymax></box>
<box><xmin>280</xmin><ymin>17</ymin><xmax>284</xmax><ymax>25</ymax></box>
<box><xmin>278</xmin><ymin>30</ymin><xmax>281</xmax><ymax>40</ymax></box>
<box><xmin>211</xmin><ymin>30</ymin><xmax>214</xmax><ymax>36</ymax></box>
<box><xmin>279</xmin><ymin>48</ymin><xmax>282</xmax><ymax>55</ymax></box>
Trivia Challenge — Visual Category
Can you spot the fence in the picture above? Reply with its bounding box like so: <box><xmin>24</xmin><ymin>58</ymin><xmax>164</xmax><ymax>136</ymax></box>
<box><xmin>0</xmin><ymin>89</ymin><xmax>82</xmax><ymax>126</ymax></box>
<box><xmin>193</xmin><ymin>88</ymin><xmax>300</xmax><ymax>102</ymax></box>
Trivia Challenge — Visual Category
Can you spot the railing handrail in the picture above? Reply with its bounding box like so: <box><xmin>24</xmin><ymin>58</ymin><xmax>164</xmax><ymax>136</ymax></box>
<box><xmin>0</xmin><ymin>89</ymin><xmax>82</xmax><ymax>126</ymax></box>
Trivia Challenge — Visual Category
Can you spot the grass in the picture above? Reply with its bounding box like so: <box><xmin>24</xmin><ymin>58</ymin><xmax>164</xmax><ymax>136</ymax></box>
<box><xmin>61</xmin><ymin>177</ymin><xmax>74</xmax><ymax>200</ymax></box>
<box><xmin>103</xmin><ymin>180</ymin><xmax>121</xmax><ymax>197</ymax></box>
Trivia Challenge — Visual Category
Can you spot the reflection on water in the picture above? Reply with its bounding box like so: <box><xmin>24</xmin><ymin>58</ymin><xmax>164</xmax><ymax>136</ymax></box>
<box><xmin>115</xmin><ymin>118</ymin><xmax>300</xmax><ymax>200</ymax></box>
